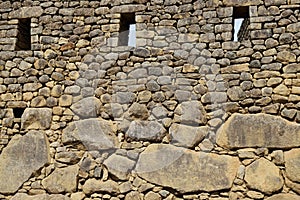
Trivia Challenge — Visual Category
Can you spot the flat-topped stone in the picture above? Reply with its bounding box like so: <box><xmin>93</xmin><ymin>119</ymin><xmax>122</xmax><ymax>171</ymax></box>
<box><xmin>216</xmin><ymin>113</ymin><xmax>300</xmax><ymax>149</ymax></box>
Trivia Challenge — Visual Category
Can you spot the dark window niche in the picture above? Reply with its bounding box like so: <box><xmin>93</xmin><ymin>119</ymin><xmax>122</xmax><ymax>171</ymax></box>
<box><xmin>13</xmin><ymin>108</ymin><xmax>25</xmax><ymax>118</ymax></box>
<box><xmin>233</xmin><ymin>6</ymin><xmax>250</xmax><ymax>42</ymax></box>
<box><xmin>118</xmin><ymin>13</ymin><xmax>136</xmax><ymax>47</ymax></box>
<box><xmin>16</xmin><ymin>18</ymin><xmax>31</xmax><ymax>51</ymax></box>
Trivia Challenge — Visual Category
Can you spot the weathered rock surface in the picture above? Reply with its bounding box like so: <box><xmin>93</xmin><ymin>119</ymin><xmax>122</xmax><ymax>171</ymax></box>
<box><xmin>62</xmin><ymin>118</ymin><xmax>118</xmax><ymax>151</ymax></box>
<box><xmin>11</xmin><ymin>193</ymin><xmax>70</xmax><ymax>200</ymax></box>
<box><xmin>266</xmin><ymin>194</ymin><xmax>300</xmax><ymax>200</ymax></box>
<box><xmin>135</xmin><ymin>144</ymin><xmax>240</xmax><ymax>193</ymax></box>
<box><xmin>285</xmin><ymin>148</ymin><xmax>300</xmax><ymax>183</ymax></box>
<box><xmin>21</xmin><ymin>108</ymin><xmax>52</xmax><ymax>130</ymax></box>
<box><xmin>245</xmin><ymin>158</ymin><xmax>283</xmax><ymax>194</ymax></box>
<box><xmin>103</xmin><ymin>154</ymin><xmax>136</xmax><ymax>180</ymax></box>
<box><xmin>82</xmin><ymin>179</ymin><xmax>119</xmax><ymax>195</ymax></box>
<box><xmin>174</xmin><ymin>101</ymin><xmax>207</xmax><ymax>125</ymax></box>
<box><xmin>8</xmin><ymin>6</ymin><xmax>43</xmax><ymax>18</ymax></box>
<box><xmin>170</xmin><ymin>124</ymin><xmax>208</xmax><ymax>148</ymax></box>
<box><xmin>42</xmin><ymin>165</ymin><xmax>79</xmax><ymax>193</ymax></box>
<box><xmin>217</xmin><ymin>113</ymin><xmax>300</xmax><ymax>149</ymax></box>
<box><xmin>126</xmin><ymin>121</ymin><xmax>166</xmax><ymax>142</ymax></box>
<box><xmin>0</xmin><ymin>131</ymin><xmax>49</xmax><ymax>194</ymax></box>
<box><xmin>70</xmin><ymin>97</ymin><xmax>101</xmax><ymax>118</ymax></box>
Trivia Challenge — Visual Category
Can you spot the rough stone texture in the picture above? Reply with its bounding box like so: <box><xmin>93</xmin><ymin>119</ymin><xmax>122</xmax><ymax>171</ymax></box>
<box><xmin>174</xmin><ymin>101</ymin><xmax>207</xmax><ymax>125</ymax></box>
<box><xmin>103</xmin><ymin>154</ymin><xmax>136</xmax><ymax>180</ymax></box>
<box><xmin>11</xmin><ymin>193</ymin><xmax>70</xmax><ymax>200</ymax></box>
<box><xmin>0</xmin><ymin>131</ymin><xmax>49</xmax><ymax>194</ymax></box>
<box><xmin>21</xmin><ymin>108</ymin><xmax>52</xmax><ymax>130</ymax></box>
<box><xmin>62</xmin><ymin>118</ymin><xmax>118</xmax><ymax>151</ymax></box>
<box><xmin>285</xmin><ymin>149</ymin><xmax>300</xmax><ymax>183</ymax></box>
<box><xmin>70</xmin><ymin>97</ymin><xmax>101</xmax><ymax>118</ymax></box>
<box><xmin>82</xmin><ymin>179</ymin><xmax>119</xmax><ymax>195</ymax></box>
<box><xmin>42</xmin><ymin>165</ymin><xmax>79</xmax><ymax>193</ymax></box>
<box><xmin>135</xmin><ymin>144</ymin><xmax>240</xmax><ymax>193</ymax></box>
<box><xmin>217</xmin><ymin>113</ymin><xmax>300</xmax><ymax>149</ymax></box>
<box><xmin>266</xmin><ymin>194</ymin><xmax>300</xmax><ymax>200</ymax></box>
<box><xmin>9</xmin><ymin>6</ymin><xmax>43</xmax><ymax>18</ymax></box>
<box><xmin>245</xmin><ymin>158</ymin><xmax>283</xmax><ymax>194</ymax></box>
<box><xmin>170</xmin><ymin>124</ymin><xmax>208</xmax><ymax>148</ymax></box>
<box><xmin>126</xmin><ymin>121</ymin><xmax>166</xmax><ymax>142</ymax></box>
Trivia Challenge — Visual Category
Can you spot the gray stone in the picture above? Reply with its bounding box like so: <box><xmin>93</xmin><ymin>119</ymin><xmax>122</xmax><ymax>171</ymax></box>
<box><xmin>126</xmin><ymin>121</ymin><xmax>166</xmax><ymax>142</ymax></box>
<box><xmin>103</xmin><ymin>154</ymin><xmax>136</xmax><ymax>180</ymax></box>
<box><xmin>227</xmin><ymin>86</ymin><xmax>246</xmax><ymax>101</ymax></box>
<box><xmin>133</xmin><ymin>48</ymin><xmax>151</xmax><ymax>57</ymax></box>
<box><xmin>82</xmin><ymin>179</ymin><xmax>119</xmax><ymax>195</ymax></box>
<box><xmin>135</xmin><ymin>144</ymin><xmax>240</xmax><ymax>193</ymax></box>
<box><xmin>0</xmin><ymin>131</ymin><xmax>49</xmax><ymax>194</ymax></box>
<box><xmin>62</xmin><ymin>118</ymin><xmax>119</xmax><ymax>151</ymax></box>
<box><xmin>245</xmin><ymin>158</ymin><xmax>283</xmax><ymax>194</ymax></box>
<box><xmin>111</xmin><ymin>5</ymin><xmax>146</xmax><ymax>13</ymax></box>
<box><xmin>70</xmin><ymin>97</ymin><xmax>101</xmax><ymax>118</ymax></box>
<box><xmin>128</xmin><ymin>103</ymin><xmax>149</xmax><ymax>120</ymax></box>
<box><xmin>174</xmin><ymin>101</ymin><xmax>207</xmax><ymax>125</ymax></box>
<box><xmin>285</xmin><ymin>149</ymin><xmax>300</xmax><ymax>183</ymax></box>
<box><xmin>42</xmin><ymin>165</ymin><xmax>79</xmax><ymax>193</ymax></box>
<box><xmin>9</xmin><ymin>6</ymin><xmax>43</xmax><ymax>18</ymax></box>
<box><xmin>217</xmin><ymin>113</ymin><xmax>300</xmax><ymax>149</ymax></box>
<box><xmin>266</xmin><ymin>194</ymin><xmax>300</xmax><ymax>200</ymax></box>
<box><xmin>21</xmin><ymin>108</ymin><xmax>52</xmax><ymax>130</ymax></box>
<box><xmin>170</xmin><ymin>124</ymin><xmax>208</xmax><ymax>148</ymax></box>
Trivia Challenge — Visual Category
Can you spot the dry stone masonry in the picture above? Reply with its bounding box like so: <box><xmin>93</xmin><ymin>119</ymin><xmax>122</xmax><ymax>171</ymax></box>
<box><xmin>0</xmin><ymin>0</ymin><xmax>300</xmax><ymax>199</ymax></box>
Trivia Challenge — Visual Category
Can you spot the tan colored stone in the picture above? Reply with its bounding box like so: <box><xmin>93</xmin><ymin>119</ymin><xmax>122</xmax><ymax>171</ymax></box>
<box><xmin>62</xmin><ymin>118</ymin><xmax>119</xmax><ymax>151</ymax></box>
<box><xmin>42</xmin><ymin>165</ymin><xmax>79</xmax><ymax>193</ymax></box>
<box><xmin>266</xmin><ymin>194</ymin><xmax>300</xmax><ymax>200</ymax></box>
<box><xmin>285</xmin><ymin>149</ymin><xmax>300</xmax><ymax>183</ymax></box>
<box><xmin>245</xmin><ymin>158</ymin><xmax>283</xmax><ymax>194</ymax></box>
<box><xmin>82</xmin><ymin>179</ymin><xmax>119</xmax><ymax>195</ymax></box>
<box><xmin>170</xmin><ymin>124</ymin><xmax>208</xmax><ymax>148</ymax></box>
<box><xmin>103</xmin><ymin>154</ymin><xmax>136</xmax><ymax>180</ymax></box>
<box><xmin>217</xmin><ymin>113</ymin><xmax>300</xmax><ymax>149</ymax></box>
<box><xmin>59</xmin><ymin>95</ymin><xmax>73</xmax><ymax>107</ymax></box>
<box><xmin>223</xmin><ymin>0</ymin><xmax>261</xmax><ymax>6</ymax></box>
<box><xmin>135</xmin><ymin>144</ymin><xmax>240</xmax><ymax>193</ymax></box>
<box><xmin>21</xmin><ymin>108</ymin><xmax>52</xmax><ymax>130</ymax></box>
<box><xmin>9</xmin><ymin>6</ymin><xmax>43</xmax><ymax>18</ymax></box>
<box><xmin>11</xmin><ymin>193</ymin><xmax>70</xmax><ymax>200</ymax></box>
<box><xmin>0</xmin><ymin>131</ymin><xmax>50</xmax><ymax>194</ymax></box>
<box><xmin>111</xmin><ymin>5</ymin><xmax>146</xmax><ymax>13</ymax></box>
<box><xmin>277</xmin><ymin>51</ymin><xmax>296</xmax><ymax>63</ymax></box>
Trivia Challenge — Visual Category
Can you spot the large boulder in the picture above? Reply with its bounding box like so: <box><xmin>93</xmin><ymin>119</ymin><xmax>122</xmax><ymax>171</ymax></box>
<box><xmin>170</xmin><ymin>124</ymin><xmax>208</xmax><ymax>148</ymax></box>
<box><xmin>174</xmin><ymin>100</ymin><xmax>207</xmax><ymax>125</ymax></box>
<box><xmin>11</xmin><ymin>193</ymin><xmax>70</xmax><ymax>200</ymax></box>
<box><xmin>42</xmin><ymin>165</ymin><xmax>79</xmax><ymax>193</ymax></box>
<box><xmin>266</xmin><ymin>194</ymin><xmax>300</xmax><ymax>200</ymax></box>
<box><xmin>0</xmin><ymin>131</ymin><xmax>50</xmax><ymax>194</ymax></box>
<box><xmin>70</xmin><ymin>97</ymin><xmax>101</xmax><ymax>119</ymax></box>
<box><xmin>245</xmin><ymin>158</ymin><xmax>283</xmax><ymax>194</ymax></box>
<box><xmin>135</xmin><ymin>144</ymin><xmax>240</xmax><ymax>193</ymax></box>
<box><xmin>62</xmin><ymin>118</ymin><xmax>119</xmax><ymax>151</ymax></box>
<box><xmin>285</xmin><ymin>148</ymin><xmax>300</xmax><ymax>183</ymax></box>
<box><xmin>217</xmin><ymin>113</ymin><xmax>300</xmax><ymax>149</ymax></box>
<box><xmin>126</xmin><ymin>121</ymin><xmax>166</xmax><ymax>142</ymax></box>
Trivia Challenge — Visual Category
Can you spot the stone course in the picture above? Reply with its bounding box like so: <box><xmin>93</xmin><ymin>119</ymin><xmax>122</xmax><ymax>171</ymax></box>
<box><xmin>0</xmin><ymin>0</ymin><xmax>300</xmax><ymax>199</ymax></box>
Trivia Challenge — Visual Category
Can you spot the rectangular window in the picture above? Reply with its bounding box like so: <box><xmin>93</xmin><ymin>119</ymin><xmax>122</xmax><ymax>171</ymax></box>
<box><xmin>233</xmin><ymin>7</ymin><xmax>249</xmax><ymax>42</ymax></box>
<box><xmin>16</xmin><ymin>18</ymin><xmax>31</xmax><ymax>50</ymax></box>
<box><xmin>119</xmin><ymin>13</ymin><xmax>136</xmax><ymax>47</ymax></box>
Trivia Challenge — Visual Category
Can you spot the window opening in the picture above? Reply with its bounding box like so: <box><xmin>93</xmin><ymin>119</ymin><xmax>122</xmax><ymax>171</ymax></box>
<box><xmin>233</xmin><ymin>7</ymin><xmax>249</xmax><ymax>42</ymax></box>
<box><xmin>16</xmin><ymin>18</ymin><xmax>31</xmax><ymax>50</ymax></box>
<box><xmin>13</xmin><ymin>108</ymin><xmax>25</xmax><ymax>118</ymax></box>
<box><xmin>119</xmin><ymin>13</ymin><xmax>136</xmax><ymax>47</ymax></box>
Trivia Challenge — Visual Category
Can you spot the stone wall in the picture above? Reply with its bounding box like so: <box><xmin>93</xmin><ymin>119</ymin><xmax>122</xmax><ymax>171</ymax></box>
<box><xmin>0</xmin><ymin>0</ymin><xmax>300</xmax><ymax>199</ymax></box>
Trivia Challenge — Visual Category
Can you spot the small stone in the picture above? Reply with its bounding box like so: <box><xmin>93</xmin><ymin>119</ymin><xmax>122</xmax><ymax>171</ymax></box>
<box><xmin>266</xmin><ymin>194</ymin><xmax>300</xmax><ymax>200</ymax></box>
<box><xmin>174</xmin><ymin>101</ymin><xmax>207</xmax><ymax>125</ymax></box>
<box><xmin>128</xmin><ymin>103</ymin><xmax>149</xmax><ymax>120</ymax></box>
<box><xmin>145</xmin><ymin>191</ymin><xmax>162</xmax><ymax>200</ymax></box>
